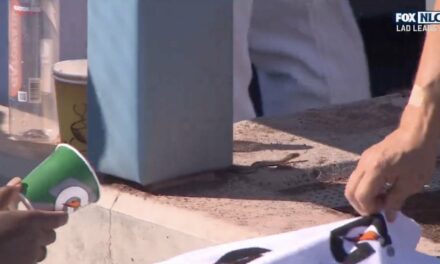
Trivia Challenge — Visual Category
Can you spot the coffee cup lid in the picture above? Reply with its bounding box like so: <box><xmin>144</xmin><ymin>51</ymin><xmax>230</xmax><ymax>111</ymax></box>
<box><xmin>53</xmin><ymin>60</ymin><xmax>88</xmax><ymax>85</ymax></box>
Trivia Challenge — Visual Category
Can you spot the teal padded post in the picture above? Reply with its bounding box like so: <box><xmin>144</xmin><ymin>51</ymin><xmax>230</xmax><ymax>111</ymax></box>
<box><xmin>88</xmin><ymin>0</ymin><xmax>233</xmax><ymax>185</ymax></box>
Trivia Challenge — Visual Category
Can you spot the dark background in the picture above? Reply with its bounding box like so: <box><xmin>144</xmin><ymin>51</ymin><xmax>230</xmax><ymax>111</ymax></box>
<box><xmin>351</xmin><ymin>0</ymin><xmax>426</xmax><ymax>96</ymax></box>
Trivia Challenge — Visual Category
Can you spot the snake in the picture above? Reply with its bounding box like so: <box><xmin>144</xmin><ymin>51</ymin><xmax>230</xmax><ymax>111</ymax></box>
<box><xmin>229</xmin><ymin>153</ymin><xmax>301</xmax><ymax>174</ymax></box>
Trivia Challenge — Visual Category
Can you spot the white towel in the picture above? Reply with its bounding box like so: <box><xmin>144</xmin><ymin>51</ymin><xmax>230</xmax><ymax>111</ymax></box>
<box><xmin>161</xmin><ymin>213</ymin><xmax>438</xmax><ymax>264</ymax></box>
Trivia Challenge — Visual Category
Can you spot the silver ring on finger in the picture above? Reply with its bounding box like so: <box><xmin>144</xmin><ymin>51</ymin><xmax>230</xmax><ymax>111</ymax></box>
<box><xmin>383</xmin><ymin>182</ymin><xmax>393</xmax><ymax>192</ymax></box>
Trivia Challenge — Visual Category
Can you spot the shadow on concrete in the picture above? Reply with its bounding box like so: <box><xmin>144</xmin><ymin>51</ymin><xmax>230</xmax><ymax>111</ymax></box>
<box><xmin>253</xmin><ymin>95</ymin><xmax>405</xmax><ymax>155</ymax></box>
<box><xmin>149</xmin><ymin>161</ymin><xmax>353</xmax><ymax>199</ymax></box>
<box><xmin>104</xmin><ymin>155</ymin><xmax>440</xmax><ymax>243</ymax></box>
<box><xmin>233</xmin><ymin>140</ymin><xmax>312</xmax><ymax>153</ymax></box>
<box><xmin>105</xmin><ymin>160</ymin><xmax>356</xmax><ymax>211</ymax></box>
<box><xmin>139</xmin><ymin>156</ymin><xmax>440</xmax><ymax>243</ymax></box>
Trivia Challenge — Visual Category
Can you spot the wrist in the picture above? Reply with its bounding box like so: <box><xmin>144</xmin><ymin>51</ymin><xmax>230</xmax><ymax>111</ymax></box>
<box><xmin>401</xmin><ymin>84</ymin><xmax>440</xmax><ymax>142</ymax></box>
<box><xmin>408</xmin><ymin>82</ymin><xmax>440</xmax><ymax>109</ymax></box>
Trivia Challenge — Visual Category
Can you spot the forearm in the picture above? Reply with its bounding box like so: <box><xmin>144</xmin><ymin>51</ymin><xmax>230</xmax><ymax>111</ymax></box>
<box><xmin>414</xmin><ymin>0</ymin><xmax>440</xmax><ymax>88</ymax></box>
<box><xmin>401</xmin><ymin>0</ymin><xmax>440</xmax><ymax>140</ymax></box>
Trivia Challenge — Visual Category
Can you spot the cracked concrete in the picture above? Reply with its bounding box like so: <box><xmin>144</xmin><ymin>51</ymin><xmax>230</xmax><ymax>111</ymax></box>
<box><xmin>43</xmin><ymin>205</ymin><xmax>112</xmax><ymax>264</ymax></box>
<box><xmin>107</xmin><ymin>192</ymin><xmax>120</xmax><ymax>264</ymax></box>
<box><xmin>40</xmin><ymin>186</ymin><xmax>225</xmax><ymax>264</ymax></box>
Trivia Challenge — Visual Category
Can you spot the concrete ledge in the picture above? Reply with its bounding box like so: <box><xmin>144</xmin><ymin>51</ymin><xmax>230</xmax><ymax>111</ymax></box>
<box><xmin>44</xmin><ymin>194</ymin><xmax>220</xmax><ymax>264</ymax></box>
<box><xmin>0</xmin><ymin>95</ymin><xmax>439</xmax><ymax>264</ymax></box>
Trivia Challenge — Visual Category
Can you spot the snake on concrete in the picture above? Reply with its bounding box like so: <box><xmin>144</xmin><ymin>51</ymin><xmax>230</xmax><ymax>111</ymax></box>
<box><xmin>229</xmin><ymin>153</ymin><xmax>301</xmax><ymax>174</ymax></box>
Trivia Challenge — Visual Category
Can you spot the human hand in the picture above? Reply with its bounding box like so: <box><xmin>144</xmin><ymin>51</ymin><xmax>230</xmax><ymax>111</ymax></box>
<box><xmin>2</xmin><ymin>177</ymin><xmax>23</xmax><ymax>210</ymax></box>
<box><xmin>0</xmin><ymin>180</ymin><xmax>68</xmax><ymax>264</ymax></box>
<box><xmin>345</xmin><ymin>105</ymin><xmax>439</xmax><ymax>222</ymax></box>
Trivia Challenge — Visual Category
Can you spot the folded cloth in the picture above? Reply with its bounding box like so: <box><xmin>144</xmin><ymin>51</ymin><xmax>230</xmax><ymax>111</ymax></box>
<box><xmin>160</xmin><ymin>213</ymin><xmax>438</xmax><ymax>264</ymax></box>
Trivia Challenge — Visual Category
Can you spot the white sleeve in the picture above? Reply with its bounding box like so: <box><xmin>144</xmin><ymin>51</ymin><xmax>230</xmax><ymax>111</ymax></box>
<box><xmin>249</xmin><ymin>0</ymin><xmax>370</xmax><ymax>117</ymax></box>
<box><xmin>233</xmin><ymin>0</ymin><xmax>256</xmax><ymax>122</ymax></box>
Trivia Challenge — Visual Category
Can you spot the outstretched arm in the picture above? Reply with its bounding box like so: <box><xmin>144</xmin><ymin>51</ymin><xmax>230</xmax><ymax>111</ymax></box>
<box><xmin>345</xmin><ymin>0</ymin><xmax>440</xmax><ymax>222</ymax></box>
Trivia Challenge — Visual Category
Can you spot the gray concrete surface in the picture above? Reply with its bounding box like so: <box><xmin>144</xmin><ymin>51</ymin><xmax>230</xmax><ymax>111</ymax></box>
<box><xmin>43</xmin><ymin>187</ymin><xmax>250</xmax><ymax>264</ymax></box>
<box><xmin>43</xmin><ymin>203</ymin><xmax>208</xmax><ymax>264</ymax></box>
<box><xmin>0</xmin><ymin>95</ymin><xmax>439</xmax><ymax>263</ymax></box>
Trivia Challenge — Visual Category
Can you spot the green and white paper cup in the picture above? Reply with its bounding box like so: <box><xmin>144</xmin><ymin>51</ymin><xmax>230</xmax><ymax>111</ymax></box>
<box><xmin>21</xmin><ymin>144</ymin><xmax>101</xmax><ymax>213</ymax></box>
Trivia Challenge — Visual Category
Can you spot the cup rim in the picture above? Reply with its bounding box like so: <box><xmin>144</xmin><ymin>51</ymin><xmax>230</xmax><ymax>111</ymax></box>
<box><xmin>56</xmin><ymin>143</ymin><xmax>101</xmax><ymax>198</ymax></box>
<box><xmin>19</xmin><ymin>193</ymin><xmax>34</xmax><ymax>210</ymax></box>
<box><xmin>54</xmin><ymin>75</ymin><xmax>87</xmax><ymax>86</ymax></box>
<box><xmin>53</xmin><ymin>60</ymin><xmax>88</xmax><ymax>85</ymax></box>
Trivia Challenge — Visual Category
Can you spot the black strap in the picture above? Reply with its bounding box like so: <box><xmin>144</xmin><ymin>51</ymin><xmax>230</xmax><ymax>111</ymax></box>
<box><xmin>330</xmin><ymin>214</ymin><xmax>392</xmax><ymax>263</ymax></box>
<box><xmin>214</xmin><ymin>247</ymin><xmax>271</xmax><ymax>264</ymax></box>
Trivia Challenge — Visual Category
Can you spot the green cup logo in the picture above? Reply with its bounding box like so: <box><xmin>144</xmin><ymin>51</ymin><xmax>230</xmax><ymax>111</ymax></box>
<box><xmin>21</xmin><ymin>144</ymin><xmax>101</xmax><ymax>213</ymax></box>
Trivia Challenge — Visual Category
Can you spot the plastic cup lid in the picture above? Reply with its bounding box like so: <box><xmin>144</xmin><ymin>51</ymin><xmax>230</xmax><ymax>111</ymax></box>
<box><xmin>53</xmin><ymin>60</ymin><xmax>88</xmax><ymax>85</ymax></box>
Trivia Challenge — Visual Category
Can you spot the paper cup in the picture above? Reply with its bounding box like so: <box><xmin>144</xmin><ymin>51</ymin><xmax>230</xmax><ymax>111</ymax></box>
<box><xmin>21</xmin><ymin>143</ymin><xmax>100</xmax><ymax>213</ymax></box>
<box><xmin>53</xmin><ymin>60</ymin><xmax>88</xmax><ymax>154</ymax></box>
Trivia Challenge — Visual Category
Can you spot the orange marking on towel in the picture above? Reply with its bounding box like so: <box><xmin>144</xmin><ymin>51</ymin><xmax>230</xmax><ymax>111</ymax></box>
<box><xmin>358</xmin><ymin>231</ymin><xmax>379</xmax><ymax>241</ymax></box>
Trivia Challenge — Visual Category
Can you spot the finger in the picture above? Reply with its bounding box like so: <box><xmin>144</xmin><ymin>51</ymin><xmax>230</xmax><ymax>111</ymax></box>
<box><xmin>38</xmin><ymin>230</ymin><xmax>57</xmax><ymax>246</ymax></box>
<box><xmin>0</xmin><ymin>186</ymin><xmax>21</xmax><ymax>210</ymax></box>
<box><xmin>353</xmin><ymin>168</ymin><xmax>387</xmax><ymax>215</ymax></box>
<box><xmin>6</xmin><ymin>178</ymin><xmax>23</xmax><ymax>210</ymax></box>
<box><xmin>36</xmin><ymin>246</ymin><xmax>47</xmax><ymax>263</ymax></box>
<box><xmin>7</xmin><ymin>177</ymin><xmax>22</xmax><ymax>187</ymax></box>
<box><xmin>7</xmin><ymin>193</ymin><xmax>21</xmax><ymax>211</ymax></box>
<box><xmin>30</xmin><ymin>211</ymin><xmax>69</xmax><ymax>230</ymax></box>
<box><xmin>384</xmin><ymin>178</ymin><xmax>419</xmax><ymax>222</ymax></box>
<box><xmin>345</xmin><ymin>165</ymin><xmax>365</xmax><ymax>215</ymax></box>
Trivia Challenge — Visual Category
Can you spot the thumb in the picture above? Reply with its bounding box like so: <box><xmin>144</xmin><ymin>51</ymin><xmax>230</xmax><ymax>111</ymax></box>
<box><xmin>0</xmin><ymin>186</ymin><xmax>21</xmax><ymax>210</ymax></box>
<box><xmin>384</xmin><ymin>181</ymin><xmax>412</xmax><ymax>222</ymax></box>
<box><xmin>7</xmin><ymin>177</ymin><xmax>22</xmax><ymax>187</ymax></box>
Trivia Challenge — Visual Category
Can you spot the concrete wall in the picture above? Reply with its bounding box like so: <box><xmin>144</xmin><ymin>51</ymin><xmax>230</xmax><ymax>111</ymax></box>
<box><xmin>0</xmin><ymin>0</ymin><xmax>87</xmax><ymax>105</ymax></box>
